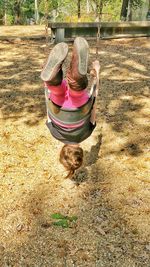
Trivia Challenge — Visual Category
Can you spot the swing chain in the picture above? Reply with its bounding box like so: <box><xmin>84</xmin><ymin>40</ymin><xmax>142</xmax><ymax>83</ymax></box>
<box><xmin>96</xmin><ymin>9</ymin><xmax>102</xmax><ymax>56</ymax></box>
<box><xmin>96</xmin><ymin>20</ymin><xmax>101</xmax><ymax>56</ymax></box>
<box><xmin>45</xmin><ymin>21</ymin><xmax>49</xmax><ymax>47</ymax></box>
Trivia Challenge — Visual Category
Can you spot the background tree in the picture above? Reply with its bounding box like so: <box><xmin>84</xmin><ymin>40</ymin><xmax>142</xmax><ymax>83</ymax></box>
<box><xmin>34</xmin><ymin>0</ymin><xmax>39</xmax><ymax>24</ymax></box>
<box><xmin>4</xmin><ymin>0</ymin><xmax>7</xmax><ymax>25</ymax></box>
<box><xmin>91</xmin><ymin>0</ymin><xmax>117</xmax><ymax>21</ymax></box>
<box><xmin>78</xmin><ymin>0</ymin><xmax>81</xmax><ymax>19</ymax></box>
<box><xmin>0</xmin><ymin>0</ymin><xmax>148</xmax><ymax>24</ymax></box>
<box><xmin>14</xmin><ymin>0</ymin><xmax>21</xmax><ymax>24</ymax></box>
<box><xmin>86</xmin><ymin>0</ymin><xmax>90</xmax><ymax>13</ymax></box>
<box><xmin>120</xmin><ymin>0</ymin><xmax>129</xmax><ymax>20</ymax></box>
<box><xmin>146</xmin><ymin>0</ymin><xmax>150</xmax><ymax>20</ymax></box>
<box><xmin>120</xmin><ymin>0</ymin><xmax>143</xmax><ymax>21</ymax></box>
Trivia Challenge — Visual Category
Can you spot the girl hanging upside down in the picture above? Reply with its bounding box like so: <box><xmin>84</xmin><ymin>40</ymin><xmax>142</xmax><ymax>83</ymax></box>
<box><xmin>41</xmin><ymin>37</ymin><xmax>100</xmax><ymax>178</ymax></box>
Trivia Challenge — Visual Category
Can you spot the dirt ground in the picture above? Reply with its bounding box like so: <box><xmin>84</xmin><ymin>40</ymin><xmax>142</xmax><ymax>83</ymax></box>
<box><xmin>0</xmin><ymin>25</ymin><xmax>46</xmax><ymax>37</ymax></box>
<box><xmin>0</xmin><ymin>26</ymin><xmax>150</xmax><ymax>267</ymax></box>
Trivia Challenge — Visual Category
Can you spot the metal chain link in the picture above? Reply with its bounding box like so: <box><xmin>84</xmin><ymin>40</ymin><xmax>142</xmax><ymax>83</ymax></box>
<box><xmin>96</xmin><ymin>12</ymin><xmax>102</xmax><ymax>56</ymax></box>
<box><xmin>96</xmin><ymin>22</ymin><xmax>101</xmax><ymax>56</ymax></box>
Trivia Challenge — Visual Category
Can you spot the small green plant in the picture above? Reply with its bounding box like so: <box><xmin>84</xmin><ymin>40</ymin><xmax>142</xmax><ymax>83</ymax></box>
<box><xmin>6</xmin><ymin>15</ymin><xmax>14</xmax><ymax>25</ymax></box>
<box><xmin>51</xmin><ymin>213</ymin><xmax>78</xmax><ymax>228</ymax></box>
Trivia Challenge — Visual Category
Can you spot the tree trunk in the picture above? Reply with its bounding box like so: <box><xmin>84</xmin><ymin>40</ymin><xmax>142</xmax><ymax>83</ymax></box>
<box><xmin>120</xmin><ymin>0</ymin><xmax>129</xmax><ymax>21</ymax></box>
<box><xmin>95</xmin><ymin>0</ymin><xmax>99</xmax><ymax>19</ymax></box>
<box><xmin>100</xmin><ymin>0</ymin><xmax>103</xmax><ymax>17</ymax></box>
<box><xmin>127</xmin><ymin>0</ymin><xmax>132</xmax><ymax>21</ymax></box>
<box><xmin>146</xmin><ymin>0</ymin><xmax>150</xmax><ymax>20</ymax></box>
<box><xmin>14</xmin><ymin>0</ymin><xmax>21</xmax><ymax>24</ymax></box>
<box><xmin>4</xmin><ymin>12</ymin><xmax>7</xmax><ymax>25</ymax></box>
<box><xmin>4</xmin><ymin>0</ymin><xmax>7</xmax><ymax>25</ymax></box>
<box><xmin>86</xmin><ymin>0</ymin><xmax>90</xmax><ymax>13</ymax></box>
<box><xmin>95</xmin><ymin>0</ymin><xmax>103</xmax><ymax>21</ymax></box>
<box><xmin>78</xmin><ymin>0</ymin><xmax>81</xmax><ymax>19</ymax></box>
<box><xmin>35</xmin><ymin>0</ymin><xmax>39</xmax><ymax>24</ymax></box>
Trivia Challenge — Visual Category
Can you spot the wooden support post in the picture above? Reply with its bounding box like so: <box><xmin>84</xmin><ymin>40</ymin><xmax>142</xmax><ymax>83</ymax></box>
<box><xmin>55</xmin><ymin>28</ymin><xmax>65</xmax><ymax>43</ymax></box>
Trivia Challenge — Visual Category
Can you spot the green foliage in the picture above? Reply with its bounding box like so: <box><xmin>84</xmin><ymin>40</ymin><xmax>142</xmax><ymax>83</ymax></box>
<box><xmin>5</xmin><ymin>14</ymin><xmax>14</xmax><ymax>25</ymax></box>
<box><xmin>22</xmin><ymin>0</ymin><xmax>35</xmax><ymax>18</ymax></box>
<box><xmin>131</xmin><ymin>0</ymin><xmax>143</xmax><ymax>9</ymax></box>
<box><xmin>0</xmin><ymin>0</ymin><xmax>148</xmax><ymax>24</ymax></box>
<box><xmin>51</xmin><ymin>213</ymin><xmax>67</xmax><ymax>220</ymax></box>
<box><xmin>52</xmin><ymin>219</ymin><xmax>69</xmax><ymax>228</ymax></box>
<box><xmin>51</xmin><ymin>213</ymin><xmax>78</xmax><ymax>228</ymax></box>
<box><xmin>104</xmin><ymin>0</ymin><xmax>122</xmax><ymax>21</ymax></box>
<box><xmin>39</xmin><ymin>0</ymin><xmax>62</xmax><ymax>15</ymax></box>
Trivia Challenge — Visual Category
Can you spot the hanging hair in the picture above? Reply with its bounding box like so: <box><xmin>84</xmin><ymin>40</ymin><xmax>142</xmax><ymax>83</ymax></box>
<box><xmin>59</xmin><ymin>144</ymin><xmax>83</xmax><ymax>178</ymax></box>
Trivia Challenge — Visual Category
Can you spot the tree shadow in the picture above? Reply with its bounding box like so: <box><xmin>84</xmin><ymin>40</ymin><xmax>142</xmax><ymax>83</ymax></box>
<box><xmin>120</xmin><ymin>142</ymin><xmax>143</xmax><ymax>156</ymax></box>
<box><xmin>93</xmin><ymin>38</ymin><xmax>150</xmax><ymax>159</ymax></box>
<box><xmin>0</xmin><ymin>40</ymin><xmax>46</xmax><ymax>125</ymax></box>
<box><xmin>1</xmin><ymin>162</ymin><xmax>150</xmax><ymax>267</ymax></box>
<box><xmin>85</xmin><ymin>134</ymin><xmax>103</xmax><ymax>166</ymax></box>
<box><xmin>72</xmin><ymin>134</ymin><xmax>103</xmax><ymax>185</ymax></box>
<box><xmin>100</xmin><ymin>97</ymin><xmax>144</xmax><ymax>133</ymax></box>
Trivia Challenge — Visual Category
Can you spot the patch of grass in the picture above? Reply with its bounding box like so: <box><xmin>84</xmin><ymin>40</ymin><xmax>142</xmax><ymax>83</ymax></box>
<box><xmin>51</xmin><ymin>213</ymin><xmax>78</xmax><ymax>228</ymax></box>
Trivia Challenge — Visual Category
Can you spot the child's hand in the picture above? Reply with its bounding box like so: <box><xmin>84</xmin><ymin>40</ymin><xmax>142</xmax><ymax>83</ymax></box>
<box><xmin>90</xmin><ymin>60</ymin><xmax>100</xmax><ymax>97</ymax></box>
<box><xmin>90</xmin><ymin>60</ymin><xmax>100</xmax><ymax>79</ymax></box>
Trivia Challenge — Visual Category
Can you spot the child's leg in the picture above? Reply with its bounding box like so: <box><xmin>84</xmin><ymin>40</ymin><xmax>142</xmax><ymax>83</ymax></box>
<box><xmin>68</xmin><ymin>88</ymin><xmax>89</xmax><ymax>108</ymax></box>
<box><xmin>41</xmin><ymin>42</ymin><xmax>69</xmax><ymax>106</ymax></box>
<box><xmin>45</xmin><ymin>80</ymin><xmax>67</xmax><ymax>106</ymax></box>
<box><xmin>66</xmin><ymin>37</ymin><xmax>89</xmax><ymax>91</ymax></box>
<box><xmin>41</xmin><ymin>43</ymin><xmax>68</xmax><ymax>83</ymax></box>
<box><xmin>65</xmin><ymin>37</ymin><xmax>89</xmax><ymax>107</ymax></box>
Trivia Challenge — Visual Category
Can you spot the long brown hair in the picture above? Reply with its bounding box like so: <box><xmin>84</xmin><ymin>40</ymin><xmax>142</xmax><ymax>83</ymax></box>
<box><xmin>59</xmin><ymin>144</ymin><xmax>83</xmax><ymax>178</ymax></box>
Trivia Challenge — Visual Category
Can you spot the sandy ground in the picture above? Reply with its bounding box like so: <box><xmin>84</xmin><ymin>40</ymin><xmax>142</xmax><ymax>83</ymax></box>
<box><xmin>0</xmin><ymin>26</ymin><xmax>150</xmax><ymax>267</ymax></box>
<box><xmin>0</xmin><ymin>25</ymin><xmax>46</xmax><ymax>37</ymax></box>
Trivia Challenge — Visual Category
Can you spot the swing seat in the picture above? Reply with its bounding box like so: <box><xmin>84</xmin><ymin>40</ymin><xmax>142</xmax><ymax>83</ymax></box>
<box><xmin>45</xmin><ymin>87</ymin><xmax>95</xmax><ymax>125</ymax></box>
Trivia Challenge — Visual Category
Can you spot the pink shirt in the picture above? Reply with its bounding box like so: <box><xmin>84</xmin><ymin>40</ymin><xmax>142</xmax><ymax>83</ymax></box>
<box><xmin>45</xmin><ymin>80</ymin><xmax>89</xmax><ymax>108</ymax></box>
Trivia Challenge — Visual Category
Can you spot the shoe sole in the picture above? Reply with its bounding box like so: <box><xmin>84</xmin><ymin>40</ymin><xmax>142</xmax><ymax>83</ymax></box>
<box><xmin>74</xmin><ymin>37</ymin><xmax>89</xmax><ymax>75</ymax></box>
<box><xmin>41</xmin><ymin>43</ymin><xmax>68</xmax><ymax>81</ymax></box>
